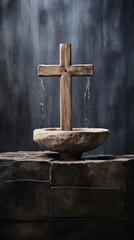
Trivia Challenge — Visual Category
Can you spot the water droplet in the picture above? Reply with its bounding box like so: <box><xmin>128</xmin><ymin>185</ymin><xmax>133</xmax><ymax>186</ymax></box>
<box><xmin>39</xmin><ymin>78</ymin><xmax>46</xmax><ymax>127</ymax></box>
<box><xmin>84</xmin><ymin>76</ymin><xmax>91</xmax><ymax>127</ymax></box>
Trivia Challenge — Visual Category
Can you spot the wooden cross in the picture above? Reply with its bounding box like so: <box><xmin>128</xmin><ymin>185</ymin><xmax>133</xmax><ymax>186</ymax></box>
<box><xmin>38</xmin><ymin>43</ymin><xmax>94</xmax><ymax>130</ymax></box>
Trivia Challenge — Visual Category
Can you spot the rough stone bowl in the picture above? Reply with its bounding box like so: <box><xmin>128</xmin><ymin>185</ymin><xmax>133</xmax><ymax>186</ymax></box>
<box><xmin>33</xmin><ymin>128</ymin><xmax>110</xmax><ymax>160</ymax></box>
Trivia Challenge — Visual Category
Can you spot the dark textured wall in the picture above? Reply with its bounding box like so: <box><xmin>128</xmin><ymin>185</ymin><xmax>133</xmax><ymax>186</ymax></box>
<box><xmin>0</xmin><ymin>0</ymin><xmax>133</xmax><ymax>154</ymax></box>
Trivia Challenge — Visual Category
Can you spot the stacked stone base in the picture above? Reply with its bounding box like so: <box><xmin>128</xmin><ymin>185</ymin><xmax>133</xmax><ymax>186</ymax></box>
<box><xmin>0</xmin><ymin>152</ymin><xmax>134</xmax><ymax>239</ymax></box>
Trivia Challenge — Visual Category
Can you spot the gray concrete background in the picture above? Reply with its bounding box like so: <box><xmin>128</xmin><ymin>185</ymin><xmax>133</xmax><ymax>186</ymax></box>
<box><xmin>0</xmin><ymin>0</ymin><xmax>133</xmax><ymax>154</ymax></box>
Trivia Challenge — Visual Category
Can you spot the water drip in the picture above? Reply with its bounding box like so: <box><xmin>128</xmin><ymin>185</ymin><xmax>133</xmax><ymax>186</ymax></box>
<box><xmin>84</xmin><ymin>76</ymin><xmax>91</xmax><ymax>127</ymax></box>
<box><xmin>39</xmin><ymin>78</ymin><xmax>46</xmax><ymax>127</ymax></box>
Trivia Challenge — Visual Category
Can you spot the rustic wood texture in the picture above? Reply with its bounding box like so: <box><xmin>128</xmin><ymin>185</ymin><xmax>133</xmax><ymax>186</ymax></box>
<box><xmin>67</xmin><ymin>64</ymin><xmax>94</xmax><ymax>76</ymax></box>
<box><xmin>38</xmin><ymin>43</ymin><xmax>94</xmax><ymax>130</ymax></box>
<box><xmin>38</xmin><ymin>65</ymin><xmax>63</xmax><ymax>76</ymax></box>
<box><xmin>60</xmin><ymin>44</ymin><xmax>72</xmax><ymax>130</ymax></box>
<box><xmin>60</xmin><ymin>73</ymin><xmax>72</xmax><ymax>130</ymax></box>
<box><xmin>60</xmin><ymin>43</ymin><xmax>71</xmax><ymax>66</ymax></box>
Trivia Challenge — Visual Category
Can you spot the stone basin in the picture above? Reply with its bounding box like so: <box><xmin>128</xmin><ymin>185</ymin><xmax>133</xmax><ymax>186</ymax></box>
<box><xmin>33</xmin><ymin>128</ymin><xmax>110</xmax><ymax>159</ymax></box>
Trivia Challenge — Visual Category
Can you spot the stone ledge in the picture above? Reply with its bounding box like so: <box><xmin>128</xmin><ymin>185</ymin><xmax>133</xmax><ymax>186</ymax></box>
<box><xmin>0</xmin><ymin>151</ymin><xmax>134</xmax><ymax>221</ymax></box>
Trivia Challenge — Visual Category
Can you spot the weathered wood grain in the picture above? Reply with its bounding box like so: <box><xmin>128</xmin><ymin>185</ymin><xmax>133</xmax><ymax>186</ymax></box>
<box><xmin>38</xmin><ymin>43</ymin><xmax>94</xmax><ymax>130</ymax></box>
<box><xmin>60</xmin><ymin>73</ymin><xmax>72</xmax><ymax>130</ymax></box>
<box><xmin>38</xmin><ymin>65</ymin><xmax>63</xmax><ymax>76</ymax></box>
<box><xmin>68</xmin><ymin>64</ymin><xmax>93</xmax><ymax>76</ymax></box>
<box><xmin>60</xmin><ymin>43</ymin><xmax>71</xmax><ymax>66</ymax></box>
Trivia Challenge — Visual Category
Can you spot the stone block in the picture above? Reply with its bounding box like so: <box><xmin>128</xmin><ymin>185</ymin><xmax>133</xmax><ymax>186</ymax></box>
<box><xmin>0</xmin><ymin>181</ymin><xmax>51</xmax><ymax>221</ymax></box>
<box><xmin>51</xmin><ymin>160</ymin><xmax>127</xmax><ymax>188</ymax></box>
<box><xmin>51</xmin><ymin>161</ymin><xmax>90</xmax><ymax>186</ymax></box>
<box><xmin>52</xmin><ymin>187</ymin><xmax>125</xmax><ymax>219</ymax></box>
<box><xmin>0</xmin><ymin>219</ymin><xmax>130</xmax><ymax>240</ymax></box>
<box><xmin>0</xmin><ymin>221</ymin><xmax>52</xmax><ymax>240</ymax></box>
<box><xmin>52</xmin><ymin>219</ymin><xmax>129</xmax><ymax>240</ymax></box>
<box><xmin>0</xmin><ymin>156</ymin><xmax>51</xmax><ymax>182</ymax></box>
<box><xmin>87</xmin><ymin>161</ymin><xmax>127</xmax><ymax>188</ymax></box>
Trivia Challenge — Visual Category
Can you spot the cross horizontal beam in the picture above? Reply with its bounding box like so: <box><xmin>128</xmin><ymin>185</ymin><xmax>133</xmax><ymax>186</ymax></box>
<box><xmin>38</xmin><ymin>64</ymin><xmax>93</xmax><ymax>77</ymax></box>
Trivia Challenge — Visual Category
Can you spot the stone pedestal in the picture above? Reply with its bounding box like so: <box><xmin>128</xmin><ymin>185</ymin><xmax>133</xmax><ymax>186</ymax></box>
<box><xmin>0</xmin><ymin>152</ymin><xmax>134</xmax><ymax>239</ymax></box>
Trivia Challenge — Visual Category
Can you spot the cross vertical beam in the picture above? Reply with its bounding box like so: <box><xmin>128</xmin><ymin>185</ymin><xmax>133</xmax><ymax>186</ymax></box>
<box><xmin>60</xmin><ymin>44</ymin><xmax>72</xmax><ymax>130</ymax></box>
<box><xmin>38</xmin><ymin>43</ymin><xmax>94</xmax><ymax>131</ymax></box>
